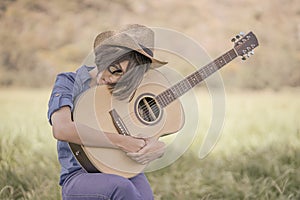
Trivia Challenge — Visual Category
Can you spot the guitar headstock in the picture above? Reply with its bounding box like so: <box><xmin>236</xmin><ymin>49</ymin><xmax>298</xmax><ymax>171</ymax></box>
<box><xmin>232</xmin><ymin>31</ymin><xmax>259</xmax><ymax>60</ymax></box>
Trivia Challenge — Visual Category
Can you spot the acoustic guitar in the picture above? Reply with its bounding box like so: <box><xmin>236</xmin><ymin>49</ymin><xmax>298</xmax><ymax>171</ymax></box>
<box><xmin>69</xmin><ymin>31</ymin><xmax>259</xmax><ymax>178</ymax></box>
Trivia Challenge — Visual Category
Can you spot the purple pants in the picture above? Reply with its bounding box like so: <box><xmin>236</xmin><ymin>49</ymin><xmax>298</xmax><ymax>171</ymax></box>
<box><xmin>62</xmin><ymin>170</ymin><xmax>154</xmax><ymax>200</ymax></box>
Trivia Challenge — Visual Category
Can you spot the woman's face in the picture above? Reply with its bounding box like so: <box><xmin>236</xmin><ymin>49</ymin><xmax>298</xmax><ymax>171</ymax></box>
<box><xmin>98</xmin><ymin>60</ymin><xmax>129</xmax><ymax>85</ymax></box>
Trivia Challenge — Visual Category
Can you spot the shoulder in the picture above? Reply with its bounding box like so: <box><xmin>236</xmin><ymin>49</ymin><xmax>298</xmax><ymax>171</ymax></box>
<box><xmin>54</xmin><ymin>72</ymin><xmax>76</xmax><ymax>86</ymax></box>
<box><xmin>54</xmin><ymin>65</ymin><xmax>95</xmax><ymax>86</ymax></box>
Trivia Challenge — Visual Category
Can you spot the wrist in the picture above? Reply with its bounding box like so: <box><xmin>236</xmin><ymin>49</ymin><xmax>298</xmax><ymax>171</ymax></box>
<box><xmin>104</xmin><ymin>133</ymin><xmax>123</xmax><ymax>149</ymax></box>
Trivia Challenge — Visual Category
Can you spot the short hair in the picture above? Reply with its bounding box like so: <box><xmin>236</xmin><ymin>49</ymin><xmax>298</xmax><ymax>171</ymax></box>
<box><xmin>95</xmin><ymin>45</ymin><xmax>151</xmax><ymax>100</ymax></box>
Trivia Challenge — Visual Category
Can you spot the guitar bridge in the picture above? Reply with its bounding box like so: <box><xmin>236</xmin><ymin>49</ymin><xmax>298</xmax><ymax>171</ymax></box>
<box><xmin>109</xmin><ymin>109</ymin><xmax>130</xmax><ymax>136</ymax></box>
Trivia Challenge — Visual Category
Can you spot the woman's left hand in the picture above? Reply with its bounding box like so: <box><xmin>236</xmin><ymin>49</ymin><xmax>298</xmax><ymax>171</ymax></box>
<box><xmin>126</xmin><ymin>137</ymin><xmax>165</xmax><ymax>165</ymax></box>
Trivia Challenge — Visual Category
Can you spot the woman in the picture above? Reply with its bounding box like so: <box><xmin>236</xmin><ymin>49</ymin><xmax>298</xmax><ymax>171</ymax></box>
<box><xmin>47</xmin><ymin>24</ymin><xmax>167</xmax><ymax>200</ymax></box>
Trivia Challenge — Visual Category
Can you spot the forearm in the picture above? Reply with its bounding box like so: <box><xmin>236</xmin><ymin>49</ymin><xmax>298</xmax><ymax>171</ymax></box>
<box><xmin>51</xmin><ymin>106</ymin><xmax>118</xmax><ymax>148</ymax></box>
<box><xmin>51</xmin><ymin>106</ymin><xmax>145</xmax><ymax>152</ymax></box>
<box><xmin>53</xmin><ymin>120</ymin><xmax>124</xmax><ymax>149</ymax></box>
<box><xmin>75</xmin><ymin>122</ymin><xmax>125</xmax><ymax>149</ymax></box>
<box><xmin>75</xmin><ymin>123</ymin><xmax>147</xmax><ymax>152</ymax></box>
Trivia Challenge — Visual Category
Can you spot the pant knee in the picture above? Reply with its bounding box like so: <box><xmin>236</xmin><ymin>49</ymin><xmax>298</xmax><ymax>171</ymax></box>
<box><xmin>115</xmin><ymin>178</ymin><xmax>136</xmax><ymax>193</ymax></box>
<box><xmin>112</xmin><ymin>178</ymin><xmax>142</xmax><ymax>200</ymax></box>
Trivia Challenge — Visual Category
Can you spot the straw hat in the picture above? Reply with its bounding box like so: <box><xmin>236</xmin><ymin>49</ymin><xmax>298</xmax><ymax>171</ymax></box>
<box><xmin>93</xmin><ymin>24</ymin><xmax>167</xmax><ymax>68</ymax></box>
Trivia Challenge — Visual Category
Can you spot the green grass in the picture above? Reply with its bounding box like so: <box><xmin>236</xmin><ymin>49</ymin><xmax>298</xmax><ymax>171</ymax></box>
<box><xmin>0</xmin><ymin>88</ymin><xmax>299</xmax><ymax>199</ymax></box>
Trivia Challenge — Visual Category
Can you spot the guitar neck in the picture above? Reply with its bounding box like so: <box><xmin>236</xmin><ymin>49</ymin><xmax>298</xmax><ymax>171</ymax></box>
<box><xmin>156</xmin><ymin>49</ymin><xmax>237</xmax><ymax>107</ymax></box>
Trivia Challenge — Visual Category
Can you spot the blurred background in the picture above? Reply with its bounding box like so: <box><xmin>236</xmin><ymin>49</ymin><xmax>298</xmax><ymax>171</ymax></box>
<box><xmin>0</xmin><ymin>0</ymin><xmax>299</xmax><ymax>89</ymax></box>
<box><xmin>0</xmin><ymin>0</ymin><xmax>299</xmax><ymax>199</ymax></box>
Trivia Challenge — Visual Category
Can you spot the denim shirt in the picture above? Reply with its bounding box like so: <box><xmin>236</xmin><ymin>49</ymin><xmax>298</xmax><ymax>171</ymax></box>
<box><xmin>47</xmin><ymin>65</ymin><xmax>95</xmax><ymax>185</ymax></box>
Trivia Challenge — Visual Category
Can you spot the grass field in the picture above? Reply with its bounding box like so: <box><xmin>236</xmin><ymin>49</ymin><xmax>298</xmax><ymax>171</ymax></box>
<box><xmin>0</xmin><ymin>88</ymin><xmax>299</xmax><ymax>200</ymax></box>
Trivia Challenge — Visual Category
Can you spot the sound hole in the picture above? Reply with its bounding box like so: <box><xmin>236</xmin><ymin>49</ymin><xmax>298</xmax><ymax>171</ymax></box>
<box><xmin>137</xmin><ymin>96</ymin><xmax>161</xmax><ymax>124</ymax></box>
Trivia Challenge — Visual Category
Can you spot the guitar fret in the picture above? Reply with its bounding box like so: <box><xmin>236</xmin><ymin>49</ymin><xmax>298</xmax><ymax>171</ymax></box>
<box><xmin>210</xmin><ymin>63</ymin><xmax>218</xmax><ymax>72</ymax></box>
<box><xmin>203</xmin><ymin>63</ymin><xmax>215</xmax><ymax>77</ymax></box>
<box><xmin>157</xmin><ymin>93</ymin><xmax>166</xmax><ymax>107</ymax></box>
<box><xmin>158</xmin><ymin>87</ymin><xmax>178</xmax><ymax>107</ymax></box>
<box><xmin>174</xmin><ymin>85</ymin><xmax>181</xmax><ymax>97</ymax></box>
<box><xmin>228</xmin><ymin>49</ymin><xmax>237</xmax><ymax>60</ymax></box>
<box><xmin>172</xmin><ymin>87</ymin><xmax>179</xmax><ymax>99</ymax></box>
<box><xmin>178</xmin><ymin>80</ymin><xmax>191</xmax><ymax>95</ymax></box>
<box><xmin>166</xmin><ymin>90</ymin><xmax>175</xmax><ymax>102</ymax></box>
<box><xmin>227</xmin><ymin>51</ymin><xmax>232</xmax><ymax>60</ymax></box>
<box><xmin>204</xmin><ymin>66</ymin><xmax>210</xmax><ymax>76</ymax></box>
<box><xmin>161</xmin><ymin>92</ymin><xmax>169</xmax><ymax>106</ymax></box>
<box><xmin>200</xmin><ymin>70</ymin><xmax>207</xmax><ymax>81</ymax></box>
<box><xmin>160</xmin><ymin>96</ymin><xmax>167</xmax><ymax>107</ymax></box>
<box><xmin>219</xmin><ymin>56</ymin><xmax>227</xmax><ymax>67</ymax></box>
<box><xmin>187</xmin><ymin>73</ymin><xmax>200</xmax><ymax>87</ymax></box>
<box><xmin>196</xmin><ymin>71</ymin><xmax>203</xmax><ymax>82</ymax></box>
<box><xmin>156</xmin><ymin>96</ymin><xmax>163</xmax><ymax>107</ymax></box>
<box><xmin>223</xmin><ymin>53</ymin><xmax>231</xmax><ymax>63</ymax></box>
<box><xmin>194</xmin><ymin>73</ymin><xmax>201</xmax><ymax>85</ymax></box>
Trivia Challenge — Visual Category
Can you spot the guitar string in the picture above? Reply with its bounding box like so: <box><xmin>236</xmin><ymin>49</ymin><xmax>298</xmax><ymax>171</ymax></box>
<box><xmin>133</xmin><ymin>97</ymin><xmax>158</xmax><ymax>113</ymax></box>
<box><xmin>136</xmin><ymin>99</ymin><xmax>161</xmax><ymax>119</ymax></box>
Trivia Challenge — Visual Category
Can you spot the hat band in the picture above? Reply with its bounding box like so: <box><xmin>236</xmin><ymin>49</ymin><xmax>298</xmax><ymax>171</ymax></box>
<box><xmin>139</xmin><ymin>43</ymin><xmax>153</xmax><ymax>57</ymax></box>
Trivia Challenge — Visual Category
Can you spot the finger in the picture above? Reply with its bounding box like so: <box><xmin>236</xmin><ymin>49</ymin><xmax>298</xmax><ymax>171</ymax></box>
<box><xmin>137</xmin><ymin>157</ymin><xmax>150</xmax><ymax>164</ymax></box>
<box><xmin>133</xmin><ymin>156</ymin><xmax>150</xmax><ymax>165</ymax></box>
<box><xmin>127</xmin><ymin>155</ymin><xmax>148</xmax><ymax>164</ymax></box>
<box><xmin>126</xmin><ymin>152</ymin><xmax>141</xmax><ymax>157</ymax></box>
<box><xmin>126</xmin><ymin>152</ymin><xmax>144</xmax><ymax>161</ymax></box>
<box><xmin>127</xmin><ymin>152</ymin><xmax>151</xmax><ymax>163</ymax></box>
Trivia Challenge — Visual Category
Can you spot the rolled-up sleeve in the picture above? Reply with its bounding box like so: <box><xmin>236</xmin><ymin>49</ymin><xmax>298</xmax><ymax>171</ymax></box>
<box><xmin>47</xmin><ymin>72</ymin><xmax>75</xmax><ymax>125</ymax></box>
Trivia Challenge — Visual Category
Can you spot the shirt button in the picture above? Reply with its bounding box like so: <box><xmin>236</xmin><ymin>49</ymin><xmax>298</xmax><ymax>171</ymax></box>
<box><xmin>55</xmin><ymin>93</ymin><xmax>60</xmax><ymax>97</ymax></box>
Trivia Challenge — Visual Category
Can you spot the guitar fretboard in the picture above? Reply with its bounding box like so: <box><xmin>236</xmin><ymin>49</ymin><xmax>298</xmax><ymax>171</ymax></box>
<box><xmin>156</xmin><ymin>49</ymin><xmax>237</xmax><ymax>107</ymax></box>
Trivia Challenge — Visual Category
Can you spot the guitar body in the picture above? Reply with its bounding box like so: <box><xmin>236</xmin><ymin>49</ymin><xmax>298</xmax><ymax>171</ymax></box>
<box><xmin>72</xmin><ymin>69</ymin><xmax>185</xmax><ymax>177</ymax></box>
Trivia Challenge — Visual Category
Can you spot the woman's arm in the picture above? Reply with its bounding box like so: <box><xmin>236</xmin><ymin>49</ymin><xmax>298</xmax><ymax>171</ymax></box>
<box><xmin>51</xmin><ymin>106</ymin><xmax>146</xmax><ymax>153</ymax></box>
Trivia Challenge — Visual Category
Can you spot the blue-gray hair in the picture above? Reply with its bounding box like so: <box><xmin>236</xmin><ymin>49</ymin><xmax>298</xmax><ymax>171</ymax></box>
<box><xmin>95</xmin><ymin>45</ymin><xmax>151</xmax><ymax>100</ymax></box>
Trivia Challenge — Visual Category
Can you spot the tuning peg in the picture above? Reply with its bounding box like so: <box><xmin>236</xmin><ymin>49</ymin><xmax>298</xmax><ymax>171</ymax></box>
<box><xmin>246</xmin><ymin>51</ymin><xmax>254</xmax><ymax>58</ymax></box>
<box><xmin>233</xmin><ymin>32</ymin><xmax>245</xmax><ymax>42</ymax></box>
